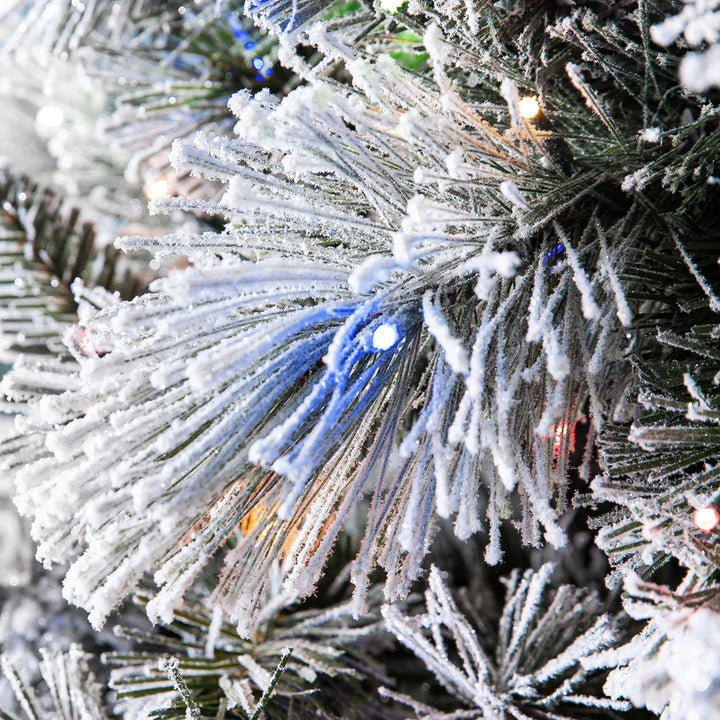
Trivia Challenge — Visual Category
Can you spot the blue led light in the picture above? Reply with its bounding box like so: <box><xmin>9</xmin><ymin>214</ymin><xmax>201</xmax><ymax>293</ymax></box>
<box><xmin>264</xmin><ymin>68</ymin><xmax>273</xmax><ymax>77</ymax></box>
<box><xmin>255</xmin><ymin>73</ymin><xmax>264</xmax><ymax>82</ymax></box>
<box><xmin>252</xmin><ymin>57</ymin><xmax>264</xmax><ymax>70</ymax></box>
<box><xmin>542</xmin><ymin>243</ymin><xmax>565</xmax><ymax>265</ymax></box>
<box><xmin>226</xmin><ymin>14</ymin><xmax>248</xmax><ymax>40</ymax></box>
<box><xmin>371</xmin><ymin>323</ymin><xmax>400</xmax><ymax>351</ymax></box>
<box><xmin>244</xmin><ymin>40</ymin><xmax>256</xmax><ymax>50</ymax></box>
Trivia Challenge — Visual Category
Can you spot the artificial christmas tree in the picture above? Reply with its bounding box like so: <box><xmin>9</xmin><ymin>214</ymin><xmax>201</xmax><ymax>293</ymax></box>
<box><xmin>1</xmin><ymin>0</ymin><xmax>720</xmax><ymax>718</ymax></box>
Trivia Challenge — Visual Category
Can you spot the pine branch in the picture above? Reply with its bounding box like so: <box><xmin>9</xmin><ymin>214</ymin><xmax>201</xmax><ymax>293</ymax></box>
<box><xmin>1</xmin><ymin>0</ymin><xmax>183</xmax><ymax>57</ymax></box>
<box><xmin>382</xmin><ymin>564</ymin><xmax>632</xmax><ymax>719</ymax></box>
<box><xmin>0</xmin><ymin>171</ymin><xmax>145</xmax><ymax>397</ymax></box>
<box><xmin>105</xmin><ymin>582</ymin><xmax>385</xmax><ymax>720</ymax></box>
<box><xmin>90</xmin><ymin>1</ymin><xmax>296</xmax><ymax>190</ymax></box>
<box><xmin>592</xmin><ymin>225</ymin><xmax>720</xmax><ymax>586</ymax></box>
<box><xmin>2</xmin><ymin>0</ymin><xmax>707</xmax><ymax>631</ymax></box>
<box><xmin>603</xmin><ymin>574</ymin><xmax>720</xmax><ymax>718</ymax></box>
<box><xmin>3</xmin><ymin>1</ymin><xmax>720</xmax><ymax>719</ymax></box>
<box><xmin>0</xmin><ymin>646</ymin><xmax>106</xmax><ymax>720</ymax></box>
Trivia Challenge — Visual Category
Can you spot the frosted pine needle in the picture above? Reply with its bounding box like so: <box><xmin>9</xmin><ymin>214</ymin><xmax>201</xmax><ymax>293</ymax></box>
<box><xmin>604</xmin><ymin>575</ymin><xmax>720</xmax><ymax>719</ymax></box>
<box><xmin>1</xmin><ymin>645</ymin><xmax>106</xmax><ymax>720</ymax></box>
<box><xmin>382</xmin><ymin>564</ymin><xmax>630</xmax><ymax>719</ymax></box>
<box><xmin>107</xmin><ymin>586</ymin><xmax>381</xmax><ymax>720</ymax></box>
<box><xmin>1</xmin><ymin>4</ymin><xmax>651</xmax><ymax>631</ymax></box>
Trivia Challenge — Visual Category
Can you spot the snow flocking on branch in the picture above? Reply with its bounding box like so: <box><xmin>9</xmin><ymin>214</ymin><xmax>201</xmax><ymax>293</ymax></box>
<box><xmin>0</xmin><ymin>1</ymin><xmax>640</xmax><ymax>634</ymax></box>
<box><xmin>603</xmin><ymin>574</ymin><xmax>720</xmax><ymax>720</ymax></box>
<box><xmin>105</xmin><ymin>585</ymin><xmax>381</xmax><ymax>720</ymax></box>
<box><xmin>651</xmin><ymin>0</ymin><xmax>720</xmax><ymax>91</ymax></box>
<box><xmin>381</xmin><ymin>564</ymin><xmax>630</xmax><ymax>720</ymax></box>
<box><xmin>1</xmin><ymin>644</ymin><xmax>105</xmax><ymax>720</ymax></box>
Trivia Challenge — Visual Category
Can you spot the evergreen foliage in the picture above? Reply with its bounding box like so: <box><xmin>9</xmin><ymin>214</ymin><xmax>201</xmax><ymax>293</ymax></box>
<box><xmin>1</xmin><ymin>0</ymin><xmax>720</xmax><ymax>718</ymax></box>
<box><xmin>0</xmin><ymin>171</ymin><xmax>144</xmax><ymax>400</ymax></box>
<box><xmin>382</xmin><ymin>564</ymin><xmax>631</xmax><ymax>719</ymax></box>
<box><xmin>106</xmin><ymin>585</ymin><xmax>383</xmax><ymax>720</ymax></box>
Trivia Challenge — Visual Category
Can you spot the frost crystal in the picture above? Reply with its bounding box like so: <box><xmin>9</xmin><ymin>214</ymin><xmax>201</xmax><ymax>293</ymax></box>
<box><xmin>499</xmin><ymin>180</ymin><xmax>528</xmax><ymax>209</ymax></box>
<box><xmin>382</xmin><ymin>564</ymin><xmax>630</xmax><ymax>719</ymax></box>
<box><xmin>605</xmin><ymin>576</ymin><xmax>720</xmax><ymax>719</ymax></box>
<box><xmin>1</xmin><ymin>9</ymin><xmax>634</xmax><ymax>630</ymax></box>
<box><xmin>638</xmin><ymin>127</ymin><xmax>662</xmax><ymax>143</ymax></box>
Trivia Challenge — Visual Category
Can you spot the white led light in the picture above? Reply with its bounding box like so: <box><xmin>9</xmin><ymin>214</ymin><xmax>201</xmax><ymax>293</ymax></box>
<box><xmin>518</xmin><ymin>95</ymin><xmax>541</xmax><ymax>120</ymax></box>
<box><xmin>144</xmin><ymin>177</ymin><xmax>169</xmax><ymax>201</ymax></box>
<box><xmin>371</xmin><ymin>322</ymin><xmax>399</xmax><ymax>351</ymax></box>
<box><xmin>35</xmin><ymin>104</ymin><xmax>64</xmax><ymax>137</ymax></box>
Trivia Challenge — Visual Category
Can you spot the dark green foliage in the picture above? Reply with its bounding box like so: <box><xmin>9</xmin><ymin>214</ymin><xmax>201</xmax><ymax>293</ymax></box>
<box><xmin>0</xmin><ymin>171</ymin><xmax>145</xmax><ymax>364</ymax></box>
<box><xmin>594</xmin><ymin>227</ymin><xmax>720</xmax><ymax>586</ymax></box>
<box><xmin>106</xmin><ymin>586</ymin><xmax>389</xmax><ymax>720</ymax></box>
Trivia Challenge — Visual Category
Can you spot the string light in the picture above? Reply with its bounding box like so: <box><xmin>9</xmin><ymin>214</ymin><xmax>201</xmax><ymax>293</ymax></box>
<box><xmin>372</xmin><ymin>322</ymin><xmax>400</xmax><ymax>351</ymax></box>
<box><xmin>693</xmin><ymin>506</ymin><xmax>720</xmax><ymax>533</ymax></box>
<box><xmin>144</xmin><ymin>177</ymin><xmax>169</xmax><ymax>201</ymax></box>
<box><xmin>35</xmin><ymin>104</ymin><xmax>64</xmax><ymax>137</ymax></box>
<box><xmin>239</xmin><ymin>504</ymin><xmax>268</xmax><ymax>535</ymax></box>
<box><xmin>518</xmin><ymin>95</ymin><xmax>541</xmax><ymax>120</ymax></box>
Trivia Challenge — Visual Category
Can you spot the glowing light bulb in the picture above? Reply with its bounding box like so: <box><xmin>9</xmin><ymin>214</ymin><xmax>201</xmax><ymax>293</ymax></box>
<box><xmin>372</xmin><ymin>322</ymin><xmax>400</xmax><ymax>351</ymax></box>
<box><xmin>144</xmin><ymin>177</ymin><xmax>169</xmax><ymax>201</ymax></box>
<box><xmin>240</xmin><ymin>504</ymin><xmax>267</xmax><ymax>536</ymax></box>
<box><xmin>379</xmin><ymin>0</ymin><xmax>406</xmax><ymax>13</ymax></box>
<box><xmin>518</xmin><ymin>95</ymin><xmax>541</xmax><ymax>120</ymax></box>
<box><xmin>35</xmin><ymin>104</ymin><xmax>64</xmax><ymax>137</ymax></box>
<box><xmin>693</xmin><ymin>506</ymin><xmax>720</xmax><ymax>534</ymax></box>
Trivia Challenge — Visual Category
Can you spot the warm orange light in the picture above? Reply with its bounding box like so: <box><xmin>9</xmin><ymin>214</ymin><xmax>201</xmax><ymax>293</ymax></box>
<box><xmin>144</xmin><ymin>177</ymin><xmax>169</xmax><ymax>201</ymax></box>
<box><xmin>240</xmin><ymin>504</ymin><xmax>268</xmax><ymax>535</ymax></box>
<box><xmin>693</xmin><ymin>507</ymin><xmax>720</xmax><ymax>534</ymax></box>
<box><xmin>279</xmin><ymin>511</ymin><xmax>336</xmax><ymax>559</ymax></box>
<box><xmin>518</xmin><ymin>95</ymin><xmax>541</xmax><ymax>120</ymax></box>
<box><xmin>551</xmin><ymin>421</ymin><xmax>568</xmax><ymax>454</ymax></box>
